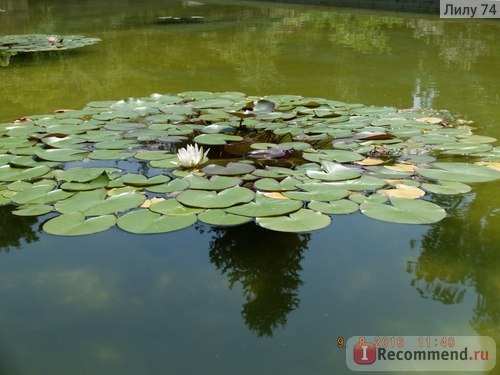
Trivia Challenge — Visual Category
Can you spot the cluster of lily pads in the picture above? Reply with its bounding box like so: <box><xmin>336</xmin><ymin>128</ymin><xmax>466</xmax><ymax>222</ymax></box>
<box><xmin>0</xmin><ymin>91</ymin><xmax>499</xmax><ymax>235</ymax></box>
<box><xmin>0</xmin><ymin>34</ymin><xmax>101</xmax><ymax>66</ymax></box>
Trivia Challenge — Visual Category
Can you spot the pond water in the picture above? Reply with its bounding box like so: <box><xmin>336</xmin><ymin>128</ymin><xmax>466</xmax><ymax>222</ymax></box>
<box><xmin>0</xmin><ymin>1</ymin><xmax>499</xmax><ymax>374</ymax></box>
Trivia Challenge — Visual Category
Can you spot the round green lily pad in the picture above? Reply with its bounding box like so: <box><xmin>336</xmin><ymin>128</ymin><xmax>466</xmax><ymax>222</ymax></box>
<box><xmin>225</xmin><ymin>195</ymin><xmax>302</xmax><ymax>217</ymax></box>
<box><xmin>256</xmin><ymin>209</ymin><xmax>331</xmax><ymax>232</ymax></box>
<box><xmin>197</xmin><ymin>209</ymin><xmax>252</xmax><ymax>226</ymax></box>
<box><xmin>417</xmin><ymin>162</ymin><xmax>500</xmax><ymax>183</ymax></box>
<box><xmin>43</xmin><ymin>212</ymin><xmax>116</xmax><ymax>236</ymax></box>
<box><xmin>176</xmin><ymin>186</ymin><xmax>255</xmax><ymax>209</ymax></box>
<box><xmin>308</xmin><ymin>199</ymin><xmax>359</xmax><ymax>214</ymax></box>
<box><xmin>360</xmin><ymin>197</ymin><xmax>446</xmax><ymax>224</ymax></box>
<box><xmin>117</xmin><ymin>209</ymin><xmax>197</xmax><ymax>234</ymax></box>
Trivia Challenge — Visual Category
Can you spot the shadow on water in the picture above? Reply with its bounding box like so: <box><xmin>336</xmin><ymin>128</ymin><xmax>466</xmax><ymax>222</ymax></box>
<box><xmin>202</xmin><ymin>222</ymin><xmax>310</xmax><ymax>337</ymax></box>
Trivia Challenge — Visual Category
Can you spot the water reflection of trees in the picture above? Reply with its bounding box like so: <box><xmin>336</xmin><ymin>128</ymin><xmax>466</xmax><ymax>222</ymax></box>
<box><xmin>0</xmin><ymin>205</ymin><xmax>39</xmax><ymax>251</ymax></box>
<box><xmin>204</xmin><ymin>222</ymin><xmax>309</xmax><ymax>336</ymax></box>
<box><xmin>407</xmin><ymin>187</ymin><xmax>499</xmax><ymax>338</ymax></box>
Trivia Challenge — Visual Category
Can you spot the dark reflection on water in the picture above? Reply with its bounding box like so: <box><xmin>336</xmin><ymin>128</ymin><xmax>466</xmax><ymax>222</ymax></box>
<box><xmin>408</xmin><ymin>186</ymin><xmax>500</xmax><ymax>341</ymax></box>
<box><xmin>0</xmin><ymin>205</ymin><xmax>39</xmax><ymax>251</ymax></box>
<box><xmin>205</xmin><ymin>222</ymin><xmax>309</xmax><ymax>336</ymax></box>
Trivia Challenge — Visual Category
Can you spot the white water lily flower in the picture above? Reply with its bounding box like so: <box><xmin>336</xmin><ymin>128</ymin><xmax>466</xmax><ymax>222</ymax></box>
<box><xmin>177</xmin><ymin>144</ymin><xmax>209</xmax><ymax>168</ymax></box>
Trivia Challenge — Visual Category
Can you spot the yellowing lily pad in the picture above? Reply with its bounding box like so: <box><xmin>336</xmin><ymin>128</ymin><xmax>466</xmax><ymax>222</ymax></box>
<box><xmin>378</xmin><ymin>184</ymin><xmax>425</xmax><ymax>199</ymax></box>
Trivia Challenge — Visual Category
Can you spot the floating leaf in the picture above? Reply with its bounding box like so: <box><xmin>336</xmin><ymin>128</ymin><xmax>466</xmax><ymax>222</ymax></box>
<box><xmin>421</xmin><ymin>181</ymin><xmax>472</xmax><ymax>195</ymax></box>
<box><xmin>55</xmin><ymin>168</ymin><xmax>119</xmax><ymax>182</ymax></box>
<box><xmin>35</xmin><ymin>149</ymin><xmax>88</xmax><ymax>162</ymax></box>
<box><xmin>256</xmin><ymin>209</ymin><xmax>331</xmax><ymax>232</ymax></box>
<box><xmin>253</xmin><ymin>177</ymin><xmax>300</xmax><ymax>191</ymax></box>
<box><xmin>149</xmin><ymin>199</ymin><xmax>204</xmax><ymax>215</ymax></box>
<box><xmin>360</xmin><ymin>197</ymin><xmax>446</xmax><ymax>224</ymax></box>
<box><xmin>225</xmin><ymin>194</ymin><xmax>302</xmax><ymax>217</ymax></box>
<box><xmin>60</xmin><ymin>173</ymin><xmax>111</xmax><ymax>191</ymax></box>
<box><xmin>122</xmin><ymin>174</ymin><xmax>170</xmax><ymax>187</ymax></box>
<box><xmin>284</xmin><ymin>183</ymin><xmax>349</xmax><ymax>202</ymax></box>
<box><xmin>202</xmin><ymin>162</ymin><xmax>255</xmax><ymax>176</ymax></box>
<box><xmin>145</xmin><ymin>179</ymin><xmax>190</xmax><ymax>193</ymax></box>
<box><xmin>117</xmin><ymin>209</ymin><xmax>196</xmax><ymax>234</ymax></box>
<box><xmin>43</xmin><ymin>212</ymin><xmax>116</xmax><ymax>236</ymax></box>
<box><xmin>0</xmin><ymin>165</ymin><xmax>50</xmax><ymax>181</ymax></box>
<box><xmin>308</xmin><ymin>199</ymin><xmax>359</xmax><ymax>214</ymax></box>
<box><xmin>55</xmin><ymin>188</ymin><xmax>145</xmax><ymax>215</ymax></box>
<box><xmin>183</xmin><ymin>175</ymin><xmax>241</xmax><ymax>190</ymax></box>
<box><xmin>12</xmin><ymin>204</ymin><xmax>54</xmax><ymax>216</ymax></box>
<box><xmin>176</xmin><ymin>186</ymin><xmax>255</xmax><ymax>208</ymax></box>
<box><xmin>417</xmin><ymin>162</ymin><xmax>500</xmax><ymax>183</ymax></box>
<box><xmin>193</xmin><ymin>134</ymin><xmax>243</xmax><ymax>145</ymax></box>
<box><xmin>198</xmin><ymin>209</ymin><xmax>252</xmax><ymax>226</ymax></box>
<box><xmin>378</xmin><ymin>184</ymin><xmax>425</xmax><ymax>199</ymax></box>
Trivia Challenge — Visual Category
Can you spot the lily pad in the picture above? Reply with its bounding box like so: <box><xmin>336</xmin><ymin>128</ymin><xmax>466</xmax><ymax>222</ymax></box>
<box><xmin>122</xmin><ymin>173</ymin><xmax>170</xmax><ymax>187</ymax></box>
<box><xmin>0</xmin><ymin>165</ymin><xmax>50</xmax><ymax>181</ymax></box>
<box><xmin>197</xmin><ymin>209</ymin><xmax>252</xmax><ymax>226</ymax></box>
<box><xmin>55</xmin><ymin>167</ymin><xmax>119</xmax><ymax>182</ymax></box>
<box><xmin>183</xmin><ymin>175</ymin><xmax>241</xmax><ymax>190</ymax></box>
<box><xmin>421</xmin><ymin>181</ymin><xmax>472</xmax><ymax>195</ymax></box>
<box><xmin>284</xmin><ymin>183</ymin><xmax>349</xmax><ymax>201</ymax></box>
<box><xmin>145</xmin><ymin>179</ymin><xmax>190</xmax><ymax>193</ymax></box>
<box><xmin>12</xmin><ymin>204</ymin><xmax>54</xmax><ymax>216</ymax></box>
<box><xmin>193</xmin><ymin>134</ymin><xmax>243</xmax><ymax>145</ymax></box>
<box><xmin>308</xmin><ymin>199</ymin><xmax>359</xmax><ymax>214</ymax></box>
<box><xmin>149</xmin><ymin>199</ymin><xmax>205</xmax><ymax>215</ymax></box>
<box><xmin>417</xmin><ymin>162</ymin><xmax>500</xmax><ymax>183</ymax></box>
<box><xmin>253</xmin><ymin>177</ymin><xmax>300</xmax><ymax>191</ymax></box>
<box><xmin>225</xmin><ymin>194</ymin><xmax>302</xmax><ymax>217</ymax></box>
<box><xmin>202</xmin><ymin>162</ymin><xmax>256</xmax><ymax>176</ymax></box>
<box><xmin>256</xmin><ymin>209</ymin><xmax>331</xmax><ymax>232</ymax></box>
<box><xmin>35</xmin><ymin>149</ymin><xmax>88</xmax><ymax>162</ymax></box>
<box><xmin>43</xmin><ymin>212</ymin><xmax>116</xmax><ymax>236</ymax></box>
<box><xmin>55</xmin><ymin>188</ymin><xmax>145</xmax><ymax>215</ymax></box>
<box><xmin>117</xmin><ymin>209</ymin><xmax>197</xmax><ymax>234</ymax></box>
<box><xmin>360</xmin><ymin>197</ymin><xmax>446</xmax><ymax>224</ymax></box>
<box><xmin>176</xmin><ymin>186</ymin><xmax>255</xmax><ymax>208</ymax></box>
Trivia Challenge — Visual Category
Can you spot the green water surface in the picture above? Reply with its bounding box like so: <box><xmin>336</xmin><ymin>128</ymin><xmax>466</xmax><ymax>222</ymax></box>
<box><xmin>0</xmin><ymin>1</ymin><xmax>498</xmax><ymax>374</ymax></box>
